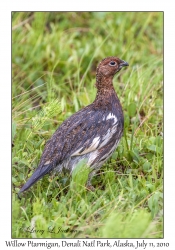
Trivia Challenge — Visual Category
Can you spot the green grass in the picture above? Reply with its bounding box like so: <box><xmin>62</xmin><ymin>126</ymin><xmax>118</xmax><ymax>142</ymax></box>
<box><xmin>12</xmin><ymin>12</ymin><xmax>163</xmax><ymax>238</ymax></box>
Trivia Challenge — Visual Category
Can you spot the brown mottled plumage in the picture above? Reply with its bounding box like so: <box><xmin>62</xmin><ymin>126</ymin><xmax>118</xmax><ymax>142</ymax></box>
<box><xmin>18</xmin><ymin>57</ymin><xmax>129</xmax><ymax>197</ymax></box>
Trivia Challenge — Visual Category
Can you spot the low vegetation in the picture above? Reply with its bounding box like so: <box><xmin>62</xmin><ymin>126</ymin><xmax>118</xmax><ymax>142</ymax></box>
<box><xmin>12</xmin><ymin>12</ymin><xmax>163</xmax><ymax>238</ymax></box>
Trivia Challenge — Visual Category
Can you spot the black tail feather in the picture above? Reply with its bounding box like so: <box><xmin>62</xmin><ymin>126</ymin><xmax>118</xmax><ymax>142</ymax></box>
<box><xmin>18</xmin><ymin>164</ymin><xmax>53</xmax><ymax>198</ymax></box>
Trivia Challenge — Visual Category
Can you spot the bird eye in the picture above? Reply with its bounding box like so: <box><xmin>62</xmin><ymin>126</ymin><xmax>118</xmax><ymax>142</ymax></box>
<box><xmin>109</xmin><ymin>61</ymin><xmax>116</xmax><ymax>66</ymax></box>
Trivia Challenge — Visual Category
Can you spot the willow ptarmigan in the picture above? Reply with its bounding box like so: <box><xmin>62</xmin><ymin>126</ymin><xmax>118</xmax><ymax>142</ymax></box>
<box><xmin>18</xmin><ymin>57</ymin><xmax>129</xmax><ymax>196</ymax></box>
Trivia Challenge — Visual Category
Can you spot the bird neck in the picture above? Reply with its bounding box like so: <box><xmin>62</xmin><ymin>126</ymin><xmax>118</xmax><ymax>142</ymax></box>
<box><xmin>95</xmin><ymin>74</ymin><xmax>116</xmax><ymax>97</ymax></box>
<box><xmin>96</xmin><ymin>71</ymin><xmax>114</xmax><ymax>89</ymax></box>
<box><xmin>94</xmin><ymin>81</ymin><xmax>120</xmax><ymax>109</ymax></box>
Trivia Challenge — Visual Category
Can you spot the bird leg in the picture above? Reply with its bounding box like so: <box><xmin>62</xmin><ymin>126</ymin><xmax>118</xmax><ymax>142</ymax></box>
<box><xmin>86</xmin><ymin>170</ymin><xmax>96</xmax><ymax>191</ymax></box>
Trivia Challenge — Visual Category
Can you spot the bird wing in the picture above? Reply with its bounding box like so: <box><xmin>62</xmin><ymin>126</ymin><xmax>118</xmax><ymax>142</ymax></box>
<box><xmin>39</xmin><ymin>104</ymin><xmax>123</xmax><ymax>168</ymax></box>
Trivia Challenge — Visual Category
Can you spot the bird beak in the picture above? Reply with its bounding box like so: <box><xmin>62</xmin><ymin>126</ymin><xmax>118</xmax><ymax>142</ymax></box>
<box><xmin>119</xmin><ymin>60</ymin><xmax>129</xmax><ymax>67</ymax></box>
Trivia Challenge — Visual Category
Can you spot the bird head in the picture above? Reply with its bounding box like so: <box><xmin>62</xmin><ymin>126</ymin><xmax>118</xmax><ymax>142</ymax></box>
<box><xmin>96</xmin><ymin>57</ymin><xmax>129</xmax><ymax>82</ymax></box>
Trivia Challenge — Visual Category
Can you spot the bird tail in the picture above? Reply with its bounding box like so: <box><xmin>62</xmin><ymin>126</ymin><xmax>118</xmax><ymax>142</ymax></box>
<box><xmin>18</xmin><ymin>164</ymin><xmax>53</xmax><ymax>198</ymax></box>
